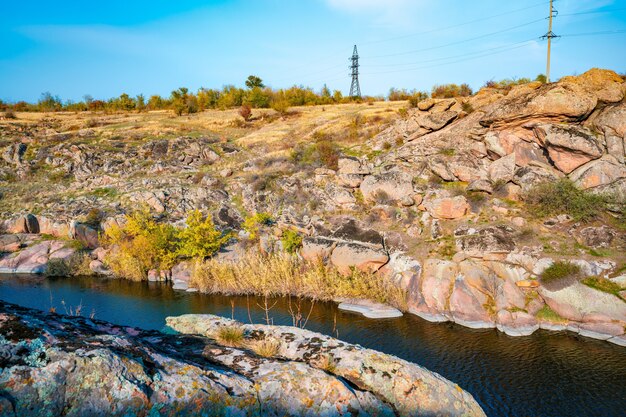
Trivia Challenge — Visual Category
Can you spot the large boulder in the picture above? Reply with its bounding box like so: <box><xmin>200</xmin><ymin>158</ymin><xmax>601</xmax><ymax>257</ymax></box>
<box><xmin>569</xmin><ymin>156</ymin><xmax>626</xmax><ymax>190</ymax></box>
<box><xmin>480</xmin><ymin>81</ymin><xmax>597</xmax><ymax>127</ymax></box>
<box><xmin>534</xmin><ymin>124</ymin><xmax>603</xmax><ymax>173</ymax></box>
<box><xmin>538</xmin><ymin>281</ymin><xmax>626</xmax><ymax>322</ymax></box>
<box><xmin>71</xmin><ymin>222</ymin><xmax>99</xmax><ymax>249</ymax></box>
<box><xmin>488</xmin><ymin>153</ymin><xmax>516</xmax><ymax>182</ymax></box>
<box><xmin>330</xmin><ymin>242</ymin><xmax>389</xmax><ymax>275</ymax></box>
<box><xmin>360</xmin><ymin>172</ymin><xmax>414</xmax><ymax>203</ymax></box>
<box><xmin>592</xmin><ymin>101</ymin><xmax>626</xmax><ymax>137</ymax></box>
<box><xmin>455</xmin><ymin>225</ymin><xmax>516</xmax><ymax>257</ymax></box>
<box><xmin>337</xmin><ymin>156</ymin><xmax>370</xmax><ymax>175</ymax></box>
<box><xmin>409</xmin><ymin>259</ymin><xmax>456</xmax><ymax>321</ymax></box>
<box><xmin>0</xmin><ymin>240</ymin><xmax>75</xmax><ymax>274</ymax></box>
<box><xmin>330</xmin><ymin>218</ymin><xmax>384</xmax><ymax>246</ymax></box>
<box><xmin>167</xmin><ymin>314</ymin><xmax>486</xmax><ymax>417</ymax></box>
<box><xmin>423</xmin><ymin>195</ymin><xmax>470</xmax><ymax>219</ymax></box>
<box><xmin>2</xmin><ymin>301</ymin><xmax>480</xmax><ymax>417</ymax></box>
<box><xmin>416</xmin><ymin>110</ymin><xmax>458</xmax><ymax>131</ymax></box>
<box><xmin>560</xmin><ymin>68</ymin><xmax>625</xmax><ymax>103</ymax></box>
<box><xmin>300</xmin><ymin>236</ymin><xmax>336</xmax><ymax>262</ymax></box>
<box><xmin>449</xmin><ymin>276</ymin><xmax>495</xmax><ymax>329</ymax></box>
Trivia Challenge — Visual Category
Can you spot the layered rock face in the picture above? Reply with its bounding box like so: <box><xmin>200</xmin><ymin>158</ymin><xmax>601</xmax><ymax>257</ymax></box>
<box><xmin>0</xmin><ymin>301</ymin><xmax>485</xmax><ymax>417</ymax></box>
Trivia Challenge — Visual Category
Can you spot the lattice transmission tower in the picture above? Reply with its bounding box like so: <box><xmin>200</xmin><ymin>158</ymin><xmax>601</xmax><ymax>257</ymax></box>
<box><xmin>349</xmin><ymin>45</ymin><xmax>361</xmax><ymax>98</ymax></box>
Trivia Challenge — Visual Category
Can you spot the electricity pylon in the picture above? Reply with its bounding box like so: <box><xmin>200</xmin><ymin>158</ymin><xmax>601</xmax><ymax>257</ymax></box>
<box><xmin>349</xmin><ymin>45</ymin><xmax>361</xmax><ymax>98</ymax></box>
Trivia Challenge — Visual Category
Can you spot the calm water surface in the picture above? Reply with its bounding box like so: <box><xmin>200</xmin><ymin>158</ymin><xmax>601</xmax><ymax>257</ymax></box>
<box><xmin>1</xmin><ymin>275</ymin><xmax>625</xmax><ymax>417</ymax></box>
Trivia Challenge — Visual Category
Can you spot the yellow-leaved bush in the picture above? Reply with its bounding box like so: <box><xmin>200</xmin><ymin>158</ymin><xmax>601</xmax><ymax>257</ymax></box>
<box><xmin>103</xmin><ymin>208</ymin><xmax>231</xmax><ymax>281</ymax></box>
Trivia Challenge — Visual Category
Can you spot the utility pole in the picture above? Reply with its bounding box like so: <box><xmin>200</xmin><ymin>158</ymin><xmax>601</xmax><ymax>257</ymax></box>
<box><xmin>542</xmin><ymin>0</ymin><xmax>559</xmax><ymax>83</ymax></box>
<box><xmin>349</xmin><ymin>45</ymin><xmax>361</xmax><ymax>99</ymax></box>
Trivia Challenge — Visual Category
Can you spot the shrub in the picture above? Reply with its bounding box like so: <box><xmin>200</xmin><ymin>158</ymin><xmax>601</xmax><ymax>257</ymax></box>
<box><xmin>432</xmin><ymin>83</ymin><xmax>472</xmax><ymax>99</ymax></box>
<box><xmin>242</xmin><ymin>212</ymin><xmax>273</xmax><ymax>240</ymax></box>
<box><xmin>2</xmin><ymin>110</ymin><xmax>16</xmax><ymax>119</ymax></box>
<box><xmin>540</xmin><ymin>261</ymin><xmax>581</xmax><ymax>284</ymax></box>
<box><xmin>271</xmin><ymin>99</ymin><xmax>290</xmax><ymax>115</ymax></box>
<box><xmin>177</xmin><ymin>210</ymin><xmax>232</xmax><ymax>259</ymax></box>
<box><xmin>290</xmin><ymin>140</ymin><xmax>340</xmax><ymax>170</ymax></box>
<box><xmin>46</xmin><ymin>252</ymin><xmax>92</xmax><ymax>277</ymax></box>
<box><xmin>461</xmin><ymin>101</ymin><xmax>474</xmax><ymax>113</ymax></box>
<box><xmin>103</xmin><ymin>209</ymin><xmax>230</xmax><ymax>280</ymax></box>
<box><xmin>248</xmin><ymin>337</ymin><xmax>281</xmax><ymax>357</ymax></box>
<box><xmin>238</xmin><ymin>104</ymin><xmax>252</xmax><ymax>121</ymax></box>
<box><xmin>215</xmin><ymin>325</ymin><xmax>244</xmax><ymax>347</ymax></box>
<box><xmin>526</xmin><ymin>179</ymin><xmax>608</xmax><ymax>222</ymax></box>
<box><xmin>281</xmin><ymin>229</ymin><xmax>302</xmax><ymax>254</ymax></box>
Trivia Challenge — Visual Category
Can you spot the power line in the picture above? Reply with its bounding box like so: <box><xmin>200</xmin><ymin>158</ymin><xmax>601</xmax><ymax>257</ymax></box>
<box><xmin>362</xmin><ymin>17</ymin><xmax>546</xmax><ymax>59</ymax></box>
<box><xmin>360</xmin><ymin>0</ymin><xmax>551</xmax><ymax>46</ymax></box>
<box><xmin>560</xmin><ymin>29</ymin><xmax>626</xmax><ymax>37</ymax></box>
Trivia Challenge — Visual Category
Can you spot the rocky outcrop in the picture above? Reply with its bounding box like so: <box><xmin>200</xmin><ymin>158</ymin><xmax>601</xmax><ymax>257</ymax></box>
<box><xmin>0</xmin><ymin>301</ymin><xmax>485</xmax><ymax>417</ymax></box>
<box><xmin>166</xmin><ymin>313</ymin><xmax>486</xmax><ymax>417</ymax></box>
<box><xmin>0</xmin><ymin>240</ymin><xmax>75</xmax><ymax>274</ymax></box>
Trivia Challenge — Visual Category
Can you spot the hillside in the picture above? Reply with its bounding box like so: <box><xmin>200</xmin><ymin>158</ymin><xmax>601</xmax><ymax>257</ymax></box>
<box><xmin>1</xmin><ymin>68</ymin><xmax>625</xmax><ymax>344</ymax></box>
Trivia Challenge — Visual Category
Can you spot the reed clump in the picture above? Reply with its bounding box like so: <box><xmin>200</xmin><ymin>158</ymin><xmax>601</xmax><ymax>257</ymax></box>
<box><xmin>191</xmin><ymin>253</ymin><xmax>407</xmax><ymax>310</ymax></box>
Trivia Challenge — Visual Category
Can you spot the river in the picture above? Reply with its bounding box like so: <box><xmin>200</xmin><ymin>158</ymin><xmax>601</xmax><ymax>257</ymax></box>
<box><xmin>1</xmin><ymin>275</ymin><xmax>624</xmax><ymax>417</ymax></box>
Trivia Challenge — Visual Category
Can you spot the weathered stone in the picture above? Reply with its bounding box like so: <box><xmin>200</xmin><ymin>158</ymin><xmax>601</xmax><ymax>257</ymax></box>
<box><xmin>0</xmin><ymin>240</ymin><xmax>76</xmax><ymax>274</ymax></box>
<box><xmin>569</xmin><ymin>156</ymin><xmax>626</xmax><ymax>190</ymax></box>
<box><xmin>480</xmin><ymin>81</ymin><xmax>597</xmax><ymax>127</ymax></box>
<box><xmin>488</xmin><ymin>153</ymin><xmax>516</xmax><ymax>182</ymax></box>
<box><xmin>539</xmin><ymin>282</ymin><xmax>626</xmax><ymax>322</ymax></box>
<box><xmin>360</xmin><ymin>172</ymin><xmax>414</xmax><ymax>203</ymax></box>
<box><xmin>167</xmin><ymin>313</ymin><xmax>486</xmax><ymax>417</ymax></box>
<box><xmin>424</xmin><ymin>195</ymin><xmax>470</xmax><ymax>219</ymax></box>
<box><xmin>300</xmin><ymin>236</ymin><xmax>336</xmax><ymax>262</ymax></box>
<box><xmin>330</xmin><ymin>242</ymin><xmax>389</xmax><ymax>275</ymax></box>
<box><xmin>455</xmin><ymin>225</ymin><xmax>516</xmax><ymax>256</ymax></box>
<box><xmin>535</xmin><ymin>124</ymin><xmax>603</xmax><ymax>173</ymax></box>
<box><xmin>338</xmin><ymin>299</ymin><xmax>403</xmax><ymax>319</ymax></box>
<box><xmin>338</xmin><ymin>157</ymin><xmax>370</xmax><ymax>174</ymax></box>
<box><xmin>576</xmin><ymin>225</ymin><xmax>617</xmax><ymax>248</ymax></box>
<box><xmin>417</xmin><ymin>110</ymin><xmax>458</xmax><ymax>131</ymax></box>
<box><xmin>71</xmin><ymin>222</ymin><xmax>99</xmax><ymax>249</ymax></box>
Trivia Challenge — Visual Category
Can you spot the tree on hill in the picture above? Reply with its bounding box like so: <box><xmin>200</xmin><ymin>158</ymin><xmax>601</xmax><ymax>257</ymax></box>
<box><xmin>245</xmin><ymin>75</ymin><xmax>265</xmax><ymax>89</ymax></box>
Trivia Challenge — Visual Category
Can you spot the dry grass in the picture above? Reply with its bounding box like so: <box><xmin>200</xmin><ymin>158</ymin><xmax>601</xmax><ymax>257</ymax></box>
<box><xmin>215</xmin><ymin>325</ymin><xmax>245</xmax><ymax>347</ymax></box>
<box><xmin>248</xmin><ymin>337</ymin><xmax>281</xmax><ymax>357</ymax></box>
<box><xmin>191</xmin><ymin>253</ymin><xmax>407</xmax><ymax>310</ymax></box>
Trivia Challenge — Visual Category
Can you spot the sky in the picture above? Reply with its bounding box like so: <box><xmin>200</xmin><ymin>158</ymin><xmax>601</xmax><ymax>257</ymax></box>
<box><xmin>1</xmin><ymin>0</ymin><xmax>625</xmax><ymax>102</ymax></box>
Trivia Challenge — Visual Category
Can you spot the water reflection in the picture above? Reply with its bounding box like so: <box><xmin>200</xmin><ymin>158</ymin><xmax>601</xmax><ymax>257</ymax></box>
<box><xmin>1</xmin><ymin>275</ymin><xmax>625</xmax><ymax>417</ymax></box>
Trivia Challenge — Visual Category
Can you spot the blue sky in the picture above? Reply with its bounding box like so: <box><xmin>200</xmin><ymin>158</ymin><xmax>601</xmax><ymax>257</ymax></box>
<box><xmin>1</xmin><ymin>0</ymin><xmax>625</xmax><ymax>102</ymax></box>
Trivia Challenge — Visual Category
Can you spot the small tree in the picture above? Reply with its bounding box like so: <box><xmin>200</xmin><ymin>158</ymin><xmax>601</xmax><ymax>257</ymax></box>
<box><xmin>245</xmin><ymin>75</ymin><xmax>265</xmax><ymax>89</ymax></box>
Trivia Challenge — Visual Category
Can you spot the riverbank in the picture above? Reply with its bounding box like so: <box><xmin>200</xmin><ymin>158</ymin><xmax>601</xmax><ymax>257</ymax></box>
<box><xmin>0</xmin><ymin>299</ymin><xmax>485</xmax><ymax>416</ymax></box>
<box><xmin>1</xmin><ymin>234</ymin><xmax>626</xmax><ymax>345</ymax></box>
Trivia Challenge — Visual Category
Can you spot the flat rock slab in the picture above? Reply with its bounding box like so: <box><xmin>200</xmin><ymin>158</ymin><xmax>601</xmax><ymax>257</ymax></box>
<box><xmin>338</xmin><ymin>299</ymin><xmax>403</xmax><ymax>319</ymax></box>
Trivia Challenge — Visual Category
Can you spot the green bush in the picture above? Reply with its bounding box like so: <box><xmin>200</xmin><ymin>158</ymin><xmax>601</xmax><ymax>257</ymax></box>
<box><xmin>540</xmin><ymin>261</ymin><xmax>581</xmax><ymax>284</ymax></box>
<box><xmin>103</xmin><ymin>209</ymin><xmax>230</xmax><ymax>280</ymax></box>
<box><xmin>526</xmin><ymin>179</ymin><xmax>608</xmax><ymax>221</ymax></box>
<box><xmin>242</xmin><ymin>212</ymin><xmax>273</xmax><ymax>240</ymax></box>
<box><xmin>290</xmin><ymin>140</ymin><xmax>339</xmax><ymax>170</ymax></box>
<box><xmin>431</xmin><ymin>83</ymin><xmax>472</xmax><ymax>98</ymax></box>
<box><xmin>281</xmin><ymin>229</ymin><xmax>302</xmax><ymax>254</ymax></box>
<box><xmin>177</xmin><ymin>211</ymin><xmax>232</xmax><ymax>259</ymax></box>
<box><xmin>536</xmin><ymin>305</ymin><xmax>566</xmax><ymax>323</ymax></box>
